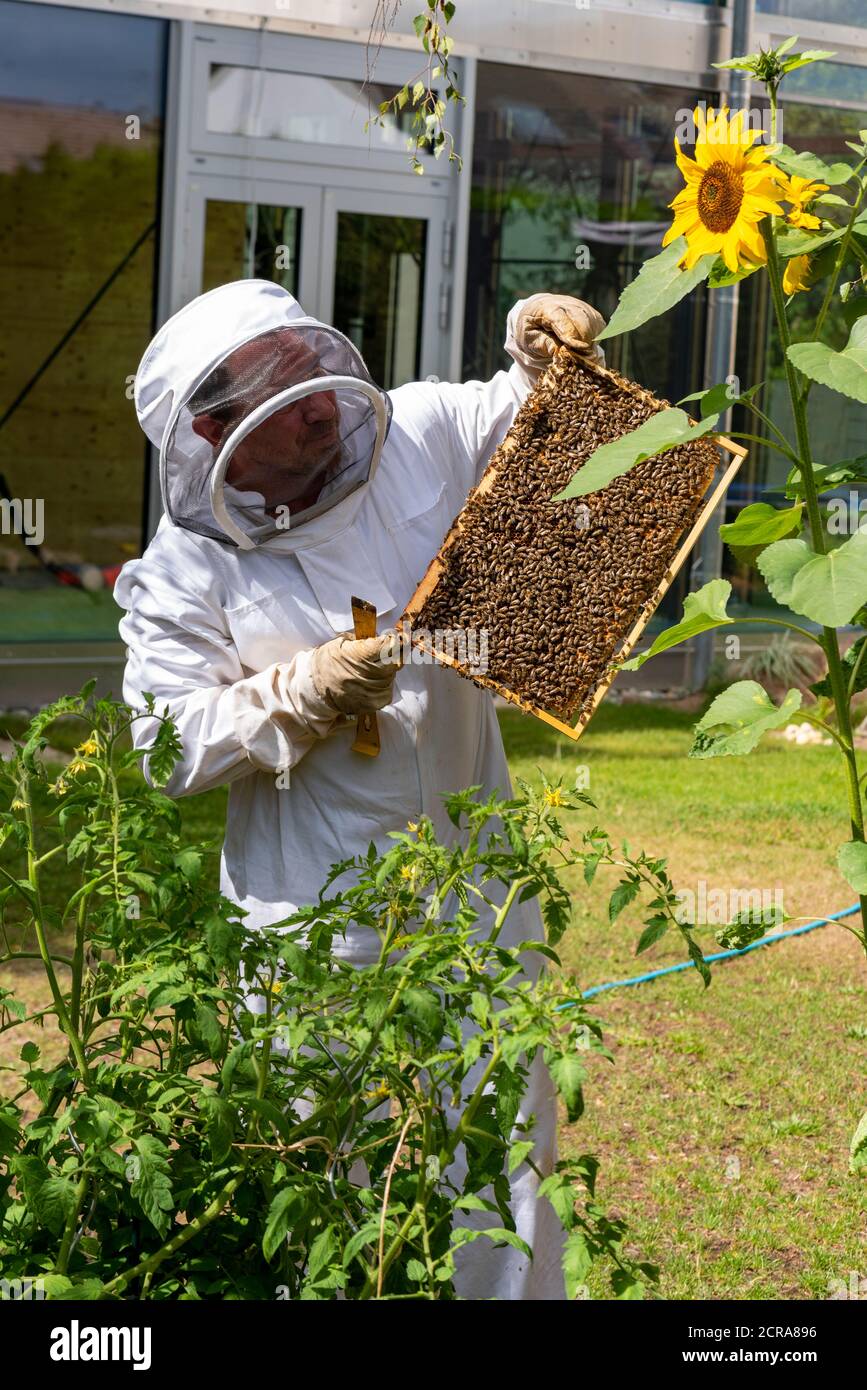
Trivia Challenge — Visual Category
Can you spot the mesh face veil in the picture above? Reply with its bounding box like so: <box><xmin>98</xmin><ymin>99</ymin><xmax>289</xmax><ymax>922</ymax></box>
<box><xmin>159</xmin><ymin>324</ymin><xmax>392</xmax><ymax>548</ymax></box>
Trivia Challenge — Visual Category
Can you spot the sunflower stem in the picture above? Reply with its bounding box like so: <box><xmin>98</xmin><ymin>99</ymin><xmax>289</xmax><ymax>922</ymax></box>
<box><xmin>761</xmin><ymin>213</ymin><xmax>867</xmax><ymax>953</ymax></box>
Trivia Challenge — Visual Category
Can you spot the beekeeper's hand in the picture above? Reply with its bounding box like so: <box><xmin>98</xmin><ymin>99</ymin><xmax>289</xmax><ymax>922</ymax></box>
<box><xmin>507</xmin><ymin>293</ymin><xmax>606</xmax><ymax>376</ymax></box>
<box><xmin>309</xmin><ymin>632</ymin><xmax>402</xmax><ymax>714</ymax></box>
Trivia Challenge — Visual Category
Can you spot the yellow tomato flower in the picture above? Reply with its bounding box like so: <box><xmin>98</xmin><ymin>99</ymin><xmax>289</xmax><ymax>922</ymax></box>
<box><xmin>777</xmin><ymin>172</ymin><xmax>828</xmax><ymax>231</ymax></box>
<box><xmin>663</xmin><ymin>106</ymin><xmax>785</xmax><ymax>272</ymax></box>
<box><xmin>400</xmin><ymin>864</ymin><xmax>417</xmax><ymax>881</ymax></box>
<box><xmin>544</xmin><ymin>787</ymin><xmax>565</xmax><ymax>808</ymax></box>
<box><xmin>75</xmin><ymin>736</ymin><xmax>99</xmax><ymax>757</ymax></box>
<box><xmin>406</xmin><ymin>821</ymin><xmax>419</xmax><ymax>833</ymax></box>
<box><xmin>364</xmin><ymin>1081</ymin><xmax>390</xmax><ymax>1102</ymax></box>
<box><xmin>783</xmin><ymin>253</ymin><xmax>812</xmax><ymax>295</ymax></box>
<box><xmin>66</xmin><ymin>759</ymin><xmax>88</xmax><ymax>777</ymax></box>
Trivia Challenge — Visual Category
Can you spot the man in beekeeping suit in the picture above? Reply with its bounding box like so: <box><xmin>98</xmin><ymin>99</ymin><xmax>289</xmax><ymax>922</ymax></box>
<box><xmin>115</xmin><ymin>279</ymin><xmax>605</xmax><ymax>1300</ymax></box>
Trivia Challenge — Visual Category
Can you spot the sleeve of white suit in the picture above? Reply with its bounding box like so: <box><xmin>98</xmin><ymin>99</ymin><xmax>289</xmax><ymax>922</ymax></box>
<box><xmin>115</xmin><ymin>557</ymin><xmax>343</xmax><ymax>798</ymax></box>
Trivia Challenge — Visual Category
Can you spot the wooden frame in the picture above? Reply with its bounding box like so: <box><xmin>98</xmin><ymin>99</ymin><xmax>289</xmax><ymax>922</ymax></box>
<box><xmin>401</xmin><ymin>355</ymin><xmax>748</xmax><ymax>742</ymax></box>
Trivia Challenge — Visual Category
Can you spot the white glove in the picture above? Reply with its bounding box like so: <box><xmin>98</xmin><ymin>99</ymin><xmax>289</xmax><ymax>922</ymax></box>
<box><xmin>309</xmin><ymin>632</ymin><xmax>401</xmax><ymax>715</ymax></box>
<box><xmin>506</xmin><ymin>293</ymin><xmax>606</xmax><ymax>379</ymax></box>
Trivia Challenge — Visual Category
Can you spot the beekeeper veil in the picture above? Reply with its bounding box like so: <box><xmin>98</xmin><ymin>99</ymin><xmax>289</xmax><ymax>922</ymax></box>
<box><xmin>135</xmin><ymin>280</ymin><xmax>392</xmax><ymax>548</ymax></box>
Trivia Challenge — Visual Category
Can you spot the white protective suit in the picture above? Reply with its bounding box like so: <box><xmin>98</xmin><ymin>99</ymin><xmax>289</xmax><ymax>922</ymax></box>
<box><xmin>115</xmin><ymin>279</ymin><xmax>570</xmax><ymax>1300</ymax></box>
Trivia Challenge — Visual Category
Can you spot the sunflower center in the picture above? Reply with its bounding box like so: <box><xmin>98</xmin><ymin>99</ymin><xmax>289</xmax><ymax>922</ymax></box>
<box><xmin>697</xmin><ymin>161</ymin><xmax>744</xmax><ymax>233</ymax></box>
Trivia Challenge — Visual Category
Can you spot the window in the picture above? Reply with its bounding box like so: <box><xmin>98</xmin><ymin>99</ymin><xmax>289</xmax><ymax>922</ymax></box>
<box><xmin>0</xmin><ymin>0</ymin><xmax>166</xmax><ymax>644</ymax></box>
<box><xmin>756</xmin><ymin>0</ymin><xmax>867</xmax><ymax>27</ymax></box>
<box><xmin>466</xmin><ymin>65</ymin><xmax>712</xmax><ymax>623</ymax></box>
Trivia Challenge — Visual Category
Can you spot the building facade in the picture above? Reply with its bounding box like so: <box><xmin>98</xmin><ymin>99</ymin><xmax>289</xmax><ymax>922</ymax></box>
<box><xmin>1</xmin><ymin>0</ymin><xmax>865</xmax><ymax>704</ymax></box>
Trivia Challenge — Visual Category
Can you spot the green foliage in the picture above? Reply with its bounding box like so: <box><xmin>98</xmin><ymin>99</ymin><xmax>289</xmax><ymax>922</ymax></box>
<box><xmin>369</xmin><ymin>1</ymin><xmax>463</xmax><ymax>174</ymax></box>
<box><xmin>714</xmin><ymin>33</ymin><xmax>836</xmax><ymax>90</ymax></box>
<box><xmin>690</xmin><ymin>682</ymin><xmax>803</xmax><ymax>759</ymax></box>
<box><xmin>787</xmin><ymin>317</ymin><xmax>867</xmax><ymax>404</ymax></box>
<box><xmin>758</xmin><ymin>530</ymin><xmax>867</xmax><ymax>627</ymax></box>
<box><xmin>837</xmin><ymin>840</ymin><xmax>867</xmax><ymax>895</ymax></box>
<box><xmin>719</xmin><ymin>502</ymin><xmax>803</xmax><ymax>566</ymax></box>
<box><xmin>554</xmin><ymin>409</ymin><xmax>719</xmax><ymax>501</ymax></box>
<box><xmin>0</xmin><ymin>696</ymin><xmax>681</xmax><ymax>1300</ymax></box>
<box><xmin>595</xmin><ymin>239</ymin><xmax>713</xmax><ymax>343</ymax></box>
<box><xmin>621</xmin><ymin>580</ymin><xmax>733</xmax><ymax>673</ymax></box>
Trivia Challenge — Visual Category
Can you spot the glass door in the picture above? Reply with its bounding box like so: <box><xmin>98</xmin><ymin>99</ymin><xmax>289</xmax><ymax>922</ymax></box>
<box><xmin>319</xmin><ymin>190</ymin><xmax>448</xmax><ymax>387</ymax></box>
<box><xmin>186</xmin><ymin>178</ymin><xmax>449</xmax><ymax>387</ymax></box>
<box><xmin>185</xmin><ymin>175</ymin><xmax>322</xmax><ymax>313</ymax></box>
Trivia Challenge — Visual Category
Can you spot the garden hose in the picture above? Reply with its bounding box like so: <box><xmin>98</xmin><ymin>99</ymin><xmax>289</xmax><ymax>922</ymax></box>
<box><xmin>569</xmin><ymin>903</ymin><xmax>861</xmax><ymax>1003</ymax></box>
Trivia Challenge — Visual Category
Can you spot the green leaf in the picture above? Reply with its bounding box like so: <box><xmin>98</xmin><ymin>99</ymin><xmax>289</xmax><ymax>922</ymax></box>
<box><xmin>780</xmin><ymin>49</ymin><xmax>837</xmax><ymax>74</ymax></box>
<box><xmin>707</xmin><ymin>257</ymin><xmax>762</xmax><ymax>288</ymax></box>
<box><xmin>199</xmin><ymin>1092</ymin><xmax>236</xmax><ymax>1162</ymax></box>
<box><xmin>596</xmin><ymin>239</ymin><xmax>714</xmax><ymax>343</ymax></box>
<box><xmin>34</xmin><ymin>1176</ymin><xmax>79</xmax><ymax>1236</ymax></box>
<box><xmin>811</xmin><ymin>634</ymin><xmax>867</xmax><ymax>698</ymax></box>
<box><xmin>194</xmin><ymin>1002</ymin><xmax>223</xmax><ymax>1059</ymax></box>
<box><xmin>690</xmin><ymin>682</ymin><xmax>802</xmax><ymax>759</ymax></box>
<box><xmin>776</xmin><ymin>214</ymin><xmax>867</xmax><ymax>261</ymax></box>
<box><xmin>553</xmin><ymin>408</ymin><xmax>719</xmax><ymax>500</ymax></box>
<box><xmin>476</xmin><ymin>1228</ymin><xmax>533</xmax><ymax>1258</ymax></box>
<box><xmin>716</xmin><ymin>917</ymin><xmax>772</xmax><ymax>950</ymax></box>
<box><xmin>788</xmin><ymin>318</ymin><xmax>867</xmax><ymax>404</ymax></box>
<box><xmin>128</xmin><ymin>1134</ymin><xmax>174</xmax><ymax>1236</ymax></box>
<box><xmin>608</xmin><ymin>879</ymin><xmax>640</xmax><ymax>924</ymax></box>
<box><xmin>263</xmin><ymin>1186</ymin><xmax>304</xmax><ymax>1262</ymax></box>
<box><xmin>837</xmin><ymin>841</ymin><xmax>867</xmax><ymax>895</ymax></box>
<box><xmin>758</xmin><ymin>529</ymin><xmax>867</xmax><ymax>626</ymax></box>
<box><xmin>549</xmin><ymin>1051</ymin><xmax>586</xmax><ymax>1122</ymax></box>
<box><xmin>204</xmin><ymin>913</ymin><xmax>242</xmax><ymax>968</ymax></box>
<box><xmin>771</xmin><ymin>144</ymin><xmax>854</xmax><ymax>188</ymax></box>
<box><xmin>784</xmin><ymin>455</ymin><xmax>867</xmax><ymax>500</ymax></box>
<box><xmin>635</xmin><ymin>919</ymin><xmax>669</xmax><ymax>956</ymax></box>
<box><xmin>173</xmin><ymin>848</ymin><xmax>202</xmax><ymax>882</ymax></box>
<box><xmin>403</xmin><ymin>986</ymin><xmax>443</xmax><ymax>1035</ymax></box>
<box><xmin>508</xmin><ymin>1139</ymin><xmax>535</xmax><ymax>1175</ymax></box>
<box><xmin>719</xmin><ymin>501</ymin><xmax>803</xmax><ymax>565</ymax></box>
<box><xmin>850</xmin><ymin>1111</ymin><xmax>867</xmax><ymax>1174</ymax></box>
<box><xmin>562</xmin><ymin>1228</ymin><xmax>593</xmax><ymax>1299</ymax></box>
<box><xmin>621</xmin><ymin>579</ymin><xmax>733</xmax><ymax>672</ymax></box>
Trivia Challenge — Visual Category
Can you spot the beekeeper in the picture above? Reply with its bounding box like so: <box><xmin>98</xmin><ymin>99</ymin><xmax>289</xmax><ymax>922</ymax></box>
<box><xmin>115</xmin><ymin>279</ymin><xmax>605</xmax><ymax>1301</ymax></box>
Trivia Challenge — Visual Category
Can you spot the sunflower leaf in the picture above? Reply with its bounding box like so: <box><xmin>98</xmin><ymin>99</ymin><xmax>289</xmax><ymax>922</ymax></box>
<box><xmin>787</xmin><ymin>318</ymin><xmax>867</xmax><ymax>404</ymax></box>
<box><xmin>758</xmin><ymin>528</ymin><xmax>867</xmax><ymax>627</ymax></box>
<box><xmin>777</xmin><ymin>215</ymin><xmax>867</xmax><ymax>260</ymax></box>
<box><xmin>596</xmin><ymin>239</ymin><xmax>714</xmax><ymax>342</ymax></box>
<box><xmin>770</xmin><ymin>144</ymin><xmax>854</xmax><ymax>188</ymax></box>
<box><xmin>707</xmin><ymin>257</ymin><xmax>763</xmax><ymax>288</ymax></box>
<box><xmin>553</xmin><ymin>408</ymin><xmax>719</xmax><ymax>500</ymax></box>
<box><xmin>719</xmin><ymin>501</ymin><xmax>803</xmax><ymax>565</ymax></box>
<box><xmin>783</xmin><ymin>454</ymin><xmax>867</xmax><ymax>500</ymax></box>
<box><xmin>620</xmin><ymin>579</ymin><xmax>733</xmax><ymax>672</ymax></box>
<box><xmin>690</xmin><ymin>682</ymin><xmax>802</xmax><ymax>760</ymax></box>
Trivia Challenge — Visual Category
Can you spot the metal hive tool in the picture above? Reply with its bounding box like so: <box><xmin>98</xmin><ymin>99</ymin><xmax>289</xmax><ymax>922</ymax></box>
<box><xmin>402</xmin><ymin>348</ymin><xmax>747</xmax><ymax>741</ymax></box>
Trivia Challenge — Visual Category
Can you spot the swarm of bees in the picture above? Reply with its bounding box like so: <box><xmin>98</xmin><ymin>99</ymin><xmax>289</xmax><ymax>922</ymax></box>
<box><xmin>405</xmin><ymin>350</ymin><xmax>723</xmax><ymax>725</ymax></box>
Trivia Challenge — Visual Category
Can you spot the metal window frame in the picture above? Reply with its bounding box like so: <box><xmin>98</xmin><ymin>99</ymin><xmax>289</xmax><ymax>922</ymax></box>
<box><xmin>148</xmin><ymin>18</ymin><xmax>469</xmax><ymax>541</ymax></box>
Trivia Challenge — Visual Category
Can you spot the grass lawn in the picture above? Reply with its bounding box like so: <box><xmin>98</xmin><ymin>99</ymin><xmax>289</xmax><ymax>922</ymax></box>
<box><xmin>2</xmin><ymin>698</ymin><xmax>866</xmax><ymax>1299</ymax></box>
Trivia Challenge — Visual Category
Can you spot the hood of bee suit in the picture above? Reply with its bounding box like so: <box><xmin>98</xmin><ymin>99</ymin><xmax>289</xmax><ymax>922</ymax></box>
<box><xmin>134</xmin><ymin>279</ymin><xmax>393</xmax><ymax>551</ymax></box>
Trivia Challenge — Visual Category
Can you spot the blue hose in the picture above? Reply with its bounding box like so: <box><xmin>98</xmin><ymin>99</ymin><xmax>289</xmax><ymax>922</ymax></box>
<box><xmin>568</xmin><ymin>902</ymin><xmax>861</xmax><ymax>1003</ymax></box>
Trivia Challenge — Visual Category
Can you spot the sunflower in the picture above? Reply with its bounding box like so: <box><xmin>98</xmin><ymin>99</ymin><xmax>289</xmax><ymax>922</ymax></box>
<box><xmin>777</xmin><ymin>172</ymin><xmax>829</xmax><ymax>231</ymax></box>
<box><xmin>664</xmin><ymin>106</ymin><xmax>786</xmax><ymax>272</ymax></box>
<box><xmin>783</xmin><ymin>253</ymin><xmax>812</xmax><ymax>295</ymax></box>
